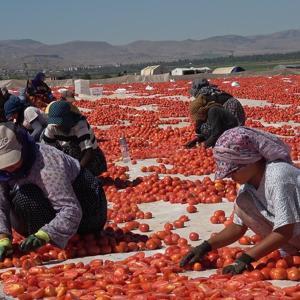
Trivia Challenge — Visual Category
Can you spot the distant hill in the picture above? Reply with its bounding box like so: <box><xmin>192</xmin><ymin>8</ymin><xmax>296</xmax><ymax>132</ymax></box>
<box><xmin>1</xmin><ymin>29</ymin><xmax>300</xmax><ymax>70</ymax></box>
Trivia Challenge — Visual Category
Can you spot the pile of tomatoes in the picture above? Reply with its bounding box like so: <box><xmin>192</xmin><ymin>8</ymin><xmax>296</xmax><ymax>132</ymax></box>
<box><xmin>2</xmin><ymin>249</ymin><xmax>300</xmax><ymax>299</ymax></box>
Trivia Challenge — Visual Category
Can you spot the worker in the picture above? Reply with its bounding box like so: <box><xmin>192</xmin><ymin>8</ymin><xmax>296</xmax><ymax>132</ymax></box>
<box><xmin>0</xmin><ymin>123</ymin><xmax>107</xmax><ymax>258</ymax></box>
<box><xmin>42</xmin><ymin>101</ymin><xmax>107</xmax><ymax>176</ymax></box>
<box><xmin>180</xmin><ymin>126</ymin><xmax>299</xmax><ymax>275</ymax></box>
<box><xmin>45</xmin><ymin>88</ymin><xmax>81</xmax><ymax>115</ymax></box>
<box><xmin>4</xmin><ymin>96</ymin><xmax>47</xmax><ymax>141</ymax></box>
<box><xmin>185</xmin><ymin>95</ymin><xmax>244</xmax><ymax>148</ymax></box>
<box><xmin>26</xmin><ymin>72</ymin><xmax>54</xmax><ymax>108</ymax></box>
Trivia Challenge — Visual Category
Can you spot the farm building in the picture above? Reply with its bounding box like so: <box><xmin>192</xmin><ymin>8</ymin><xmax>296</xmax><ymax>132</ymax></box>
<box><xmin>274</xmin><ymin>64</ymin><xmax>300</xmax><ymax>70</ymax></box>
<box><xmin>171</xmin><ymin>67</ymin><xmax>211</xmax><ymax>76</ymax></box>
<box><xmin>141</xmin><ymin>65</ymin><xmax>163</xmax><ymax>76</ymax></box>
<box><xmin>212</xmin><ymin>66</ymin><xmax>245</xmax><ymax>75</ymax></box>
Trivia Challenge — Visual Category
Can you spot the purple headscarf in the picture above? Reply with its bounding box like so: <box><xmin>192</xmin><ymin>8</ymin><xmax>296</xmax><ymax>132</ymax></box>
<box><xmin>32</xmin><ymin>72</ymin><xmax>46</xmax><ymax>88</ymax></box>
<box><xmin>213</xmin><ymin>126</ymin><xmax>292</xmax><ymax>179</ymax></box>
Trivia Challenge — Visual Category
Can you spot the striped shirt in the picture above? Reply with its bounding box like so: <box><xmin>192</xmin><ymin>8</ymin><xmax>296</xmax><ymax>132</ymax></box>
<box><xmin>42</xmin><ymin>119</ymin><xmax>97</xmax><ymax>151</ymax></box>
<box><xmin>233</xmin><ymin>161</ymin><xmax>300</xmax><ymax>235</ymax></box>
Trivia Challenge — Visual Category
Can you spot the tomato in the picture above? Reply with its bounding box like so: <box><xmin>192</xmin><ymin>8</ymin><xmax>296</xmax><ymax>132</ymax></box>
<box><xmin>190</xmin><ymin>262</ymin><xmax>202</xmax><ymax>272</ymax></box>
<box><xmin>3</xmin><ymin>283</ymin><xmax>25</xmax><ymax>297</ymax></box>
<box><xmin>173</xmin><ymin>220</ymin><xmax>184</xmax><ymax>229</ymax></box>
<box><xmin>189</xmin><ymin>232</ymin><xmax>199</xmax><ymax>241</ymax></box>
<box><xmin>186</xmin><ymin>205</ymin><xmax>197</xmax><ymax>213</ymax></box>
<box><xmin>139</xmin><ymin>223</ymin><xmax>150</xmax><ymax>232</ymax></box>
<box><xmin>287</xmin><ymin>267</ymin><xmax>300</xmax><ymax>281</ymax></box>
<box><xmin>269</xmin><ymin>267</ymin><xmax>287</xmax><ymax>280</ymax></box>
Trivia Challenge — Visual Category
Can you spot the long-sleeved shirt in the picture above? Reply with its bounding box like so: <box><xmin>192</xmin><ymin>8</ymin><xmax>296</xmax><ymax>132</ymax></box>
<box><xmin>0</xmin><ymin>143</ymin><xmax>81</xmax><ymax>248</ymax></box>
<box><xmin>197</xmin><ymin>106</ymin><xmax>238</xmax><ymax>148</ymax></box>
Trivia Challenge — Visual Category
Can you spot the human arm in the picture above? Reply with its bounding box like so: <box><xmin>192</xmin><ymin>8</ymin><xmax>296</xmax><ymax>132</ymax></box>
<box><xmin>185</xmin><ymin>136</ymin><xmax>204</xmax><ymax>149</ymax></box>
<box><xmin>30</xmin><ymin>120</ymin><xmax>44</xmax><ymax>141</ymax></box>
<box><xmin>0</xmin><ymin>184</ymin><xmax>13</xmax><ymax>260</ymax></box>
<box><xmin>80</xmin><ymin>148</ymin><xmax>95</xmax><ymax>168</ymax></box>
<box><xmin>207</xmin><ymin>223</ymin><xmax>248</xmax><ymax>250</ymax></box>
<box><xmin>246</xmin><ymin>224</ymin><xmax>294</xmax><ymax>260</ymax></box>
<box><xmin>39</xmin><ymin>167</ymin><xmax>82</xmax><ymax>248</ymax></box>
<box><xmin>180</xmin><ymin>223</ymin><xmax>247</xmax><ymax>266</ymax></box>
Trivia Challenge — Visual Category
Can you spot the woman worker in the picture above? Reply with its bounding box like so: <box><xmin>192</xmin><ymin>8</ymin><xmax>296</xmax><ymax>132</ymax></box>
<box><xmin>180</xmin><ymin>126</ymin><xmax>300</xmax><ymax>275</ymax></box>
<box><xmin>0</xmin><ymin>123</ymin><xmax>107</xmax><ymax>259</ymax></box>
<box><xmin>26</xmin><ymin>72</ymin><xmax>54</xmax><ymax>108</ymax></box>
<box><xmin>185</xmin><ymin>95</ymin><xmax>244</xmax><ymax>148</ymax></box>
<box><xmin>4</xmin><ymin>96</ymin><xmax>47</xmax><ymax>141</ymax></box>
<box><xmin>42</xmin><ymin>101</ymin><xmax>107</xmax><ymax>176</ymax></box>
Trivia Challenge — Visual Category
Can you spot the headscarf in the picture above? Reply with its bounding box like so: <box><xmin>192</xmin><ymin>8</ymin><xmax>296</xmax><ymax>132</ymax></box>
<box><xmin>189</xmin><ymin>95</ymin><xmax>222</xmax><ymax>121</ymax></box>
<box><xmin>213</xmin><ymin>126</ymin><xmax>292</xmax><ymax>179</ymax></box>
<box><xmin>190</xmin><ymin>79</ymin><xmax>210</xmax><ymax>97</ymax></box>
<box><xmin>32</xmin><ymin>72</ymin><xmax>46</xmax><ymax>88</ymax></box>
<box><xmin>190</xmin><ymin>79</ymin><xmax>223</xmax><ymax>98</ymax></box>
<box><xmin>4</xmin><ymin>96</ymin><xmax>27</xmax><ymax>120</ymax></box>
<box><xmin>47</xmin><ymin>101</ymin><xmax>84</xmax><ymax>133</ymax></box>
<box><xmin>0</xmin><ymin>126</ymin><xmax>38</xmax><ymax>182</ymax></box>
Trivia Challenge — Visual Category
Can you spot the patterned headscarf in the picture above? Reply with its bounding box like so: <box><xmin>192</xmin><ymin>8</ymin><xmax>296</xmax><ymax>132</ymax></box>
<box><xmin>213</xmin><ymin>127</ymin><xmax>292</xmax><ymax>179</ymax></box>
<box><xmin>189</xmin><ymin>95</ymin><xmax>222</xmax><ymax>121</ymax></box>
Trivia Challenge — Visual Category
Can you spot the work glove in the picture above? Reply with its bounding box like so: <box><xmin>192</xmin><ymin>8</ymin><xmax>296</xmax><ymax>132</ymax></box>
<box><xmin>185</xmin><ymin>138</ymin><xmax>198</xmax><ymax>149</ymax></box>
<box><xmin>180</xmin><ymin>240</ymin><xmax>212</xmax><ymax>267</ymax></box>
<box><xmin>0</xmin><ymin>238</ymin><xmax>13</xmax><ymax>261</ymax></box>
<box><xmin>222</xmin><ymin>253</ymin><xmax>254</xmax><ymax>275</ymax></box>
<box><xmin>19</xmin><ymin>230</ymin><xmax>50</xmax><ymax>252</ymax></box>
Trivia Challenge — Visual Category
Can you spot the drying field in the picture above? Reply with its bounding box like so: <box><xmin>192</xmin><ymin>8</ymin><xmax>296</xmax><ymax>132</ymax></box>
<box><xmin>1</xmin><ymin>75</ymin><xmax>300</xmax><ymax>299</ymax></box>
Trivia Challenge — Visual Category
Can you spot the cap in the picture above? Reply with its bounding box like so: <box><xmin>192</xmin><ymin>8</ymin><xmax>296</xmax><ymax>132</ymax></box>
<box><xmin>0</xmin><ymin>123</ymin><xmax>22</xmax><ymax>170</ymax></box>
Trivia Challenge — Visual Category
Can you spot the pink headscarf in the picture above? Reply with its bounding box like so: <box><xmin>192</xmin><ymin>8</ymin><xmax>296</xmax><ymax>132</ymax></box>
<box><xmin>213</xmin><ymin>127</ymin><xmax>292</xmax><ymax>179</ymax></box>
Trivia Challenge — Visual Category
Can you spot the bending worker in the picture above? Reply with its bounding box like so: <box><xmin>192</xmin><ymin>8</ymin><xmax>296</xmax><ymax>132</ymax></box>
<box><xmin>4</xmin><ymin>96</ymin><xmax>47</xmax><ymax>141</ymax></box>
<box><xmin>0</xmin><ymin>123</ymin><xmax>107</xmax><ymax>259</ymax></box>
<box><xmin>42</xmin><ymin>101</ymin><xmax>107</xmax><ymax>176</ymax></box>
<box><xmin>185</xmin><ymin>95</ymin><xmax>244</xmax><ymax>148</ymax></box>
<box><xmin>180</xmin><ymin>126</ymin><xmax>299</xmax><ymax>274</ymax></box>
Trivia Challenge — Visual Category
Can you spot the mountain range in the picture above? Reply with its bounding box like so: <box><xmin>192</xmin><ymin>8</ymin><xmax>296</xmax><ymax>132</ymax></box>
<box><xmin>1</xmin><ymin>29</ymin><xmax>300</xmax><ymax>70</ymax></box>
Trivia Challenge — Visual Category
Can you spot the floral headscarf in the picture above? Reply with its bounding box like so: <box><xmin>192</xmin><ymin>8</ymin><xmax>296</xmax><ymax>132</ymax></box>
<box><xmin>213</xmin><ymin>126</ymin><xmax>292</xmax><ymax>179</ymax></box>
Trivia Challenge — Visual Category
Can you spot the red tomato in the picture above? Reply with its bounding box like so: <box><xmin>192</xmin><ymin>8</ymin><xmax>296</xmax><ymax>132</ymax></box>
<box><xmin>189</xmin><ymin>232</ymin><xmax>199</xmax><ymax>241</ymax></box>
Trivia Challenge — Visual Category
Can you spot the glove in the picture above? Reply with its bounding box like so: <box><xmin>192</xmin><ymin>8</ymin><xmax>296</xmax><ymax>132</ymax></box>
<box><xmin>185</xmin><ymin>138</ymin><xmax>199</xmax><ymax>149</ymax></box>
<box><xmin>180</xmin><ymin>241</ymin><xmax>212</xmax><ymax>267</ymax></box>
<box><xmin>0</xmin><ymin>238</ymin><xmax>12</xmax><ymax>261</ymax></box>
<box><xmin>222</xmin><ymin>253</ymin><xmax>254</xmax><ymax>275</ymax></box>
<box><xmin>19</xmin><ymin>230</ymin><xmax>50</xmax><ymax>252</ymax></box>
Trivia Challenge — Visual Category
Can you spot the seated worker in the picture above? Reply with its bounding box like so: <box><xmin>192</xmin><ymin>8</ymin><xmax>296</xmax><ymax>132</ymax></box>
<box><xmin>26</xmin><ymin>72</ymin><xmax>54</xmax><ymax>108</ymax></box>
<box><xmin>0</xmin><ymin>123</ymin><xmax>107</xmax><ymax>258</ymax></box>
<box><xmin>42</xmin><ymin>101</ymin><xmax>107</xmax><ymax>176</ymax></box>
<box><xmin>4</xmin><ymin>96</ymin><xmax>47</xmax><ymax>141</ymax></box>
<box><xmin>185</xmin><ymin>95</ymin><xmax>244</xmax><ymax>148</ymax></box>
<box><xmin>52</xmin><ymin>88</ymin><xmax>81</xmax><ymax>115</ymax></box>
<box><xmin>180</xmin><ymin>126</ymin><xmax>299</xmax><ymax>275</ymax></box>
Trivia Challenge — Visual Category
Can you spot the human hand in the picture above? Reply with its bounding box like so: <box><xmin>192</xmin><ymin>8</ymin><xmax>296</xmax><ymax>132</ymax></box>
<box><xmin>180</xmin><ymin>241</ymin><xmax>212</xmax><ymax>267</ymax></box>
<box><xmin>0</xmin><ymin>238</ymin><xmax>12</xmax><ymax>261</ymax></box>
<box><xmin>19</xmin><ymin>230</ymin><xmax>50</xmax><ymax>252</ymax></box>
<box><xmin>222</xmin><ymin>253</ymin><xmax>254</xmax><ymax>275</ymax></box>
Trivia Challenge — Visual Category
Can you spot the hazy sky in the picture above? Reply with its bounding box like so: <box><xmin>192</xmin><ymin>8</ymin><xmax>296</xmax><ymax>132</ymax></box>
<box><xmin>1</xmin><ymin>0</ymin><xmax>299</xmax><ymax>45</ymax></box>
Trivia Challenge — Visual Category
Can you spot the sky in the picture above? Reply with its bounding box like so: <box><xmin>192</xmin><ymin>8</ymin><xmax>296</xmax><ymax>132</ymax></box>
<box><xmin>1</xmin><ymin>0</ymin><xmax>300</xmax><ymax>45</ymax></box>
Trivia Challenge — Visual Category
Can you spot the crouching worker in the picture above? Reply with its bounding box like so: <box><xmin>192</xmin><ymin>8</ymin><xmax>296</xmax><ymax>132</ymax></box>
<box><xmin>185</xmin><ymin>95</ymin><xmax>243</xmax><ymax>148</ymax></box>
<box><xmin>0</xmin><ymin>123</ymin><xmax>107</xmax><ymax>259</ymax></box>
<box><xmin>42</xmin><ymin>101</ymin><xmax>107</xmax><ymax>176</ymax></box>
<box><xmin>180</xmin><ymin>126</ymin><xmax>300</xmax><ymax>275</ymax></box>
